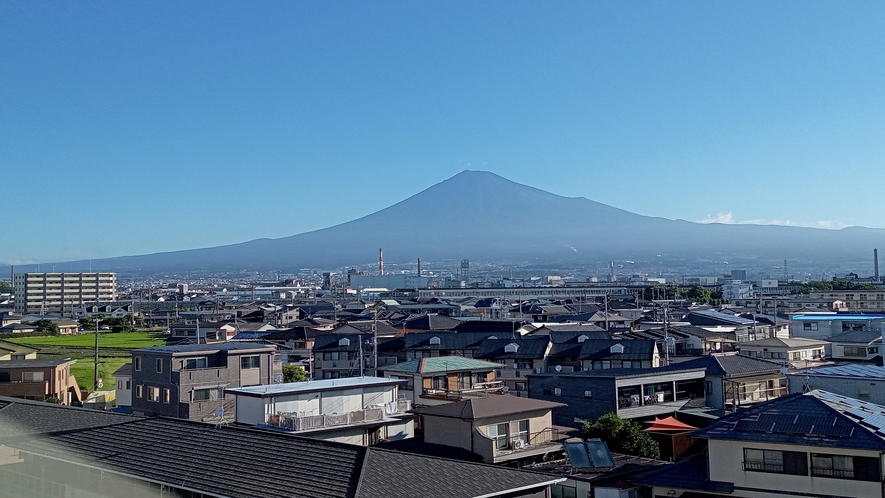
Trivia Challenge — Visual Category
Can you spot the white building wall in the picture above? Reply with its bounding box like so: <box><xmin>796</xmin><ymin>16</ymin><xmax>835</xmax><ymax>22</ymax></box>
<box><xmin>707</xmin><ymin>439</ymin><xmax>883</xmax><ymax>498</ymax></box>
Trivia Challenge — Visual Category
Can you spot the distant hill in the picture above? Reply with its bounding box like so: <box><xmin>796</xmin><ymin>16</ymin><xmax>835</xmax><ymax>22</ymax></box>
<box><xmin>10</xmin><ymin>171</ymin><xmax>885</xmax><ymax>274</ymax></box>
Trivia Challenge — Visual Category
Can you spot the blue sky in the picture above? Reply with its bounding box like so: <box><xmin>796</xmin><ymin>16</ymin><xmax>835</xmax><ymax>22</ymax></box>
<box><xmin>2</xmin><ymin>2</ymin><xmax>884</xmax><ymax>264</ymax></box>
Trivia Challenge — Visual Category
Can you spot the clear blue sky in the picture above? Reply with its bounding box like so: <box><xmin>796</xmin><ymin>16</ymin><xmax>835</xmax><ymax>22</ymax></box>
<box><xmin>2</xmin><ymin>1</ymin><xmax>884</xmax><ymax>264</ymax></box>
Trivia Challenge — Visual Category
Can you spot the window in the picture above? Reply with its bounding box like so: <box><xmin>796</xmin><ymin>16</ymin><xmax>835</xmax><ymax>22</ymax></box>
<box><xmin>126</xmin><ymin>380</ymin><xmax>130</xmax><ymax>389</ymax></box>
<box><xmin>117</xmin><ymin>380</ymin><xmax>123</xmax><ymax>390</ymax></box>
<box><xmin>22</xmin><ymin>372</ymin><xmax>44</xmax><ymax>382</ymax></box>
<box><xmin>148</xmin><ymin>387</ymin><xmax>160</xmax><ymax>402</ymax></box>
<box><xmin>193</xmin><ymin>388</ymin><xmax>222</xmax><ymax>401</ymax></box>
<box><xmin>516</xmin><ymin>419</ymin><xmax>529</xmax><ymax>444</ymax></box>
<box><xmin>554</xmin><ymin>387</ymin><xmax>562</xmax><ymax>396</ymax></box>
<box><xmin>743</xmin><ymin>448</ymin><xmax>807</xmax><ymax>475</ymax></box>
<box><xmin>185</xmin><ymin>357</ymin><xmax>207</xmax><ymax>369</ymax></box>
<box><xmin>705</xmin><ymin>381</ymin><xmax>713</xmax><ymax>394</ymax></box>
<box><xmin>163</xmin><ymin>388</ymin><xmax>171</xmax><ymax>403</ymax></box>
<box><xmin>803</xmin><ymin>322</ymin><xmax>818</xmax><ymax>331</ymax></box>
<box><xmin>432</xmin><ymin>376</ymin><xmax>447</xmax><ymax>390</ymax></box>
<box><xmin>156</xmin><ymin>358</ymin><xmax>163</xmax><ymax>373</ymax></box>
<box><xmin>135</xmin><ymin>385</ymin><xmax>143</xmax><ymax>398</ymax></box>
<box><xmin>812</xmin><ymin>454</ymin><xmax>880</xmax><ymax>481</ymax></box>
<box><xmin>550</xmin><ymin>484</ymin><xmax>577</xmax><ymax>498</ymax></box>
<box><xmin>488</xmin><ymin>423</ymin><xmax>509</xmax><ymax>450</ymax></box>
<box><xmin>134</xmin><ymin>356</ymin><xmax>142</xmax><ymax>371</ymax></box>
<box><xmin>844</xmin><ymin>346</ymin><xmax>867</xmax><ymax>358</ymax></box>
<box><xmin>240</xmin><ymin>356</ymin><xmax>261</xmax><ymax>369</ymax></box>
<box><xmin>584</xmin><ymin>390</ymin><xmax>593</xmax><ymax>399</ymax></box>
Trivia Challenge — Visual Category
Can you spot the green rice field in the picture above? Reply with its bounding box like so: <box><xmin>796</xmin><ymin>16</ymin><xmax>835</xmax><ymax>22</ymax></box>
<box><xmin>10</xmin><ymin>331</ymin><xmax>166</xmax><ymax>349</ymax></box>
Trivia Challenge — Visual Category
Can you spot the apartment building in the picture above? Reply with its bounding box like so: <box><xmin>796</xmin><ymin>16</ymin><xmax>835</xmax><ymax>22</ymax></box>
<box><xmin>13</xmin><ymin>272</ymin><xmax>116</xmax><ymax>315</ymax></box>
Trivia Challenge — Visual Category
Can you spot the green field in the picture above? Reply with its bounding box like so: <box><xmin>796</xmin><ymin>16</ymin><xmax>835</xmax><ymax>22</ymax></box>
<box><xmin>7</xmin><ymin>331</ymin><xmax>167</xmax><ymax>391</ymax></box>
<box><xmin>11</xmin><ymin>331</ymin><xmax>166</xmax><ymax>349</ymax></box>
<box><xmin>69</xmin><ymin>357</ymin><xmax>132</xmax><ymax>392</ymax></box>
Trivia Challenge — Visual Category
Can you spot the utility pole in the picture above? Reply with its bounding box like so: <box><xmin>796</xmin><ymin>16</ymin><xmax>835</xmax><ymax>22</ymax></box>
<box><xmin>663</xmin><ymin>304</ymin><xmax>670</xmax><ymax>367</ymax></box>
<box><xmin>94</xmin><ymin>317</ymin><xmax>101</xmax><ymax>392</ymax></box>
<box><xmin>372</xmin><ymin>310</ymin><xmax>378</xmax><ymax>377</ymax></box>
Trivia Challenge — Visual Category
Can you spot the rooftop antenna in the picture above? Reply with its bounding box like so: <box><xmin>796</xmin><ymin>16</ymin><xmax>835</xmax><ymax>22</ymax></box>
<box><xmin>875</xmin><ymin>249</ymin><xmax>880</xmax><ymax>282</ymax></box>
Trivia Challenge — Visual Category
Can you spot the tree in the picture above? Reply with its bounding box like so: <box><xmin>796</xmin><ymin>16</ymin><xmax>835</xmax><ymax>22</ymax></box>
<box><xmin>685</xmin><ymin>285</ymin><xmax>712</xmax><ymax>304</ymax></box>
<box><xmin>582</xmin><ymin>412</ymin><xmax>660</xmax><ymax>459</ymax></box>
<box><xmin>0</xmin><ymin>281</ymin><xmax>12</xmax><ymax>294</ymax></box>
<box><xmin>34</xmin><ymin>319</ymin><xmax>60</xmax><ymax>336</ymax></box>
<box><xmin>282</xmin><ymin>364</ymin><xmax>309</xmax><ymax>383</ymax></box>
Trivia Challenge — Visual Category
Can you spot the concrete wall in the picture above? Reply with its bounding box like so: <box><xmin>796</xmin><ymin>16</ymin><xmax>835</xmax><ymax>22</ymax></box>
<box><xmin>423</xmin><ymin>416</ymin><xmax>474</xmax><ymax>451</ymax></box>
<box><xmin>787</xmin><ymin>375</ymin><xmax>885</xmax><ymax>405</ymax></box>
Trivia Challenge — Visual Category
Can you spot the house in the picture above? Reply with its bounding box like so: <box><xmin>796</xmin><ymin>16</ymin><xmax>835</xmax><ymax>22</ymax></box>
<box><xmin>545</xmin><ymin>338</ymin><xmax>660</xmax><ymax>372</ymax></box>
<box><xmin>682</xmin><ymin>310</ymin><xmax>763</xmax><ymax>342</ymax></box>
<box><xmin>787</xmin><ymin>364</ymin><xmax>885</xmax><ymax>404</ymax></box>
<box><xmin>381</xmin><ymin>356</ymin><xmax>504</xmax><ymax>406</ymax></box>
<box><xmin>402</xmin><ymin>331</ymin><xmax>495</xmax><ymax>360</ymax></box>
<box><xmin>227</xmin><ymin>376</ymin><xmax>414</xmax><ymax>445</ymax></box>
<box><xmin>619</xmin><ymin>325</ymin><xmax>736</xmax><ymax>358</ymax></box>
<box><xmin>312</xmin><ymin>333</ymin><xmax>404</xmax><ymax>380</ymax></box>
<box><xmin>473</xmin><ymin>337</ymin><xmax>551</xmax><ymax>396</ymax></box>
<box><xmin>0</xmin><ymin>358</ymin><xmax>82</xmax><ymax>405</ymax></box>
<box><xmin>411</xmin><ymin>396</ymin><xmax>567</xmax><ymax>464</ymax></box>
<box><xmin>790</xmin><ymin>313</ymin><xmax>885</xmax><ymax>341</ymax></box>
<box><xmin>527</xmin><ymin>366</ymin><xmax>708</xmax><ymax>427</ymax></box>
<box><xmin>668</xmin><ymin>353</ymin><xmax>787</xmax><ymax>412</ymax></box>
<box><xmin>827</xmin><ymin>330</ymin><xmax>882</xmax><ymax>362</ymax></box>
<box><xmin>0</xmin><ymin>340</ymin><xmax>38</xmax><ymax>361</ymax></box>
<box><xmin>0</xmin><ymin>395</ymin><xmax>565</xmax><ymax>498</ymax></box>
<box><xmin>634</xmin><ymin>391</ymin><xmax>885</xmax><ymax>498</ymax></box>
<box><xmin>112</xmin><ymin>363</ymin><xmax>132</xmax><ymax>409</ymax></box>
<box><xmin>739</xmin><ymin>337</ymin><xmax>829</xmax><ymax>368</ymax></box>
<box><xmin>130</xmin><ymin>342</ymin><xmax>280</xmax><ymax>421</ymax></box>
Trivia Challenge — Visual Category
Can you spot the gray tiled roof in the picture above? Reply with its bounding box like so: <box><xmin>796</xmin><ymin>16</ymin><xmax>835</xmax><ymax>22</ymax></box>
<box><xmin>133</xmin><ymin>342</ymin><xmax>275</xmax><ymax>354</ymax></box>
<box><xmin>411</xmin><ymin>396</ymin><xmax>565</xmax><ymax>420</ymax></box>
<box><xmin>473</xmin><ymin>337</ymin><xmax>550</xmax><ymax>360</ymax></box>
<box><xmin>357</xmin><ymin>448</ymin><xmax>563</xmax><ymax>498</ymax></box>
<box><xmin>0</xmin><ymin>396</ymin><xmax>559</xmax><ymax>498</ymax></box>
<box><xmin>669</xmin><ymin>353</ymin><xmax>782</xmax><ymax>377</ymax></box>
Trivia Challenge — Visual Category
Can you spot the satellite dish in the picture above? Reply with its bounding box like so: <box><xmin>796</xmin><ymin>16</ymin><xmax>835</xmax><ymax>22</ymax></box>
<box><xmin>503</xmin><ymin>386</ymin><xmax>510</xmax><ymax>393</ymax></box>
<box><xmin>555</xmin><ymin>365</ymin><xmax>562</xmax><ymax>372</ymax></box>
<box><xmin>666</xmin><ymin>337</ymin><xmax>676</xmax><ymax>346</ymax></box>
<box><xmin>780</xmin><ymin>367</ymin><xmax>788</xmax><ymax>374</ymax></box>
<box><xmin>276</xmin><ymin>374</ymin><xmax>283</xmax><ymax>383</ymax></box>
<box><xmin>214</xmin><ymin>407</ymin><xmax>224</xmax><ymax>418</ymax></box>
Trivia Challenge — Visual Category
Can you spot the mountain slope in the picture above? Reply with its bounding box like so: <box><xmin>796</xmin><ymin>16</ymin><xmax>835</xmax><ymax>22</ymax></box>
<box><xmin>26</xmin><ymin>171</ymin><xmax>885</xmax><ymax>273</ymax></box>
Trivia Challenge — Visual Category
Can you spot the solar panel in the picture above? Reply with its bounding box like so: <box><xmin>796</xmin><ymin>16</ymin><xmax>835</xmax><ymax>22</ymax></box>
<box><xmin>735</xmin><ymin>414</ymin><xmax>853</xmax><ymax>437</ymax></box>
<box><xmin>859</xmin><ymin>414</ymin><xmax>885</xmax><ymax>431</ymax></box>
<box><xmin>586</xmin><ymin>440</ymin><xmax>615</xmax><ymax>468</ymax></box>
<box><xmin>565</xmin><ymin>441</ymin><xmax>592</xmax><ymax>469</ymax></box>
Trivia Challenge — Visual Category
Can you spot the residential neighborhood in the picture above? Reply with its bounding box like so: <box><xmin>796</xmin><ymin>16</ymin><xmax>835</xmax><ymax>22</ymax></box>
<box><xmin>5</xmin><ymin>266</ymin><xmax>885</xmax><ymax>497</ymax></box>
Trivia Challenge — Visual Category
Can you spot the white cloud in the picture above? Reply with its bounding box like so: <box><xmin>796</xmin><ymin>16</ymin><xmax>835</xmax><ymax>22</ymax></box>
<box><xmin>697</xmin><ymin>212</ymin><xmax>734</xmax><ymax>224</ymax></box>
<box><xmin>696</xmin><ymin>213</ymin><xmax>846</xmax><ymax>230</ymax></box>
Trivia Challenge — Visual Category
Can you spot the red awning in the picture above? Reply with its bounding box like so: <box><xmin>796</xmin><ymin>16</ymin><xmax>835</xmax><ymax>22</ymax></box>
<box><xmin>643</xmin><ymin>416</ymin><xmax>698</xmax><ymax>432</ymax></box>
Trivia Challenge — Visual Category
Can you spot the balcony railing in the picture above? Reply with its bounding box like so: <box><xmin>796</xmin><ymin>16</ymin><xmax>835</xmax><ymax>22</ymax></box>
<box><xmin>265</xmin><ymin>399</ymin><xmax>412</xmax><ymax>432</ymax></box>
<box><xmin>472</xmin><ymin>427</ymin><xmax>567</xmax><ymax>462</ymax></box>
<box><xmin>422</xmin><ymin>381</ymin><xmax>505</xmax><ymax>400</ymax></box>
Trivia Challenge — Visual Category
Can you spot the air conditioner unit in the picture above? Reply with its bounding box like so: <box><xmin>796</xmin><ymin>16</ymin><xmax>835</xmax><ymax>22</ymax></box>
<box><xmin>513</xmin><ymin>440</ymin><xmax>526</xmax><ymax>450</ymax></box>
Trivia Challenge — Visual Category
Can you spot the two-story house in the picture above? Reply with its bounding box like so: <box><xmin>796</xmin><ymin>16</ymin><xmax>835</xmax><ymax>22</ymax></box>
<box><xmin>0</xmin><ymin>340</ymin><xmax>37</xmax><ymax>361</ymax></box>
<box><xmin>739</xmin><ymin>337</ymin><xmax>829</xmax><ymax>368</ymax></box>
<box><xmin>381</xmin><ymin>356</ymin><xmax>504</xmax><ymax>406</ymax></box>
<box><xmin>669</xmin><ymin>353</ymin><xmax>787</xmax><ymax>412</ymax></box>
<box><xmin>130</xmin><ymin>342</ymin><xmax>279</xmax><ymax>421</ymax></box>
<box><xmin>227</xmin><ymin>376</ymin><xmax>414</xmax><ymax>445</ymax></box>
<box><xmin>412</xmin><ymin>396</ymin><xmax>567</xmax><ymax>464</ymax></box>
<box><xmin>634</xmin><ymin>390</ymin><xmax>885</xmax><ymax>498</ymax></box>
<box><xmin>0</xmin><ymin>358</ymin><xmax>81</xmax><ymax>405</ymax></box>
<box><xmin>827</xmin><ymin>330</ymin><xmax>882</xmax><ymax>362</ymax></box>
<box><xmin>528</xmin><ymin>366</ymin><xmax>708</xmax><ymax>427</ymax></box>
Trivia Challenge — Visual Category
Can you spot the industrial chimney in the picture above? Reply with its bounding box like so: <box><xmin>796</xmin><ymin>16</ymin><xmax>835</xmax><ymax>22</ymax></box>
<box><xmin>379</xmin><ymin>248</ymin><xmax>384</xmax><ymax>276</ymax></box>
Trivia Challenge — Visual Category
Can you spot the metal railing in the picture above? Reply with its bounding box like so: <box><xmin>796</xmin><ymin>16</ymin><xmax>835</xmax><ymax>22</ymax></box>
<box><xmin>265</xmin><ymin>399</ymin><xmax>411</xmax><ymax>432</ymax></box>
<box><xmin>422</xmin><ymin>381</ymin><xmax>505</xmax><ymax>400</ymax></box>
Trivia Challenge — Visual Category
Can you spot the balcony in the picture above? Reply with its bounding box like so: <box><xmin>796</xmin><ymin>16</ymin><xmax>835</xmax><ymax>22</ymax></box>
<box><xmin>422</xmin><ymin>381</ymin><xmax>505</xmax><ymax>400</ymax></box>
<box><xmin>473</xmin><ymin>427</ymin><xmax>567</xmax><ymax>463</ymax></box>
<box><xmin>265</xmin><ymin>399</ymin><xmax>412</xmax><ymax>432</ymax></box>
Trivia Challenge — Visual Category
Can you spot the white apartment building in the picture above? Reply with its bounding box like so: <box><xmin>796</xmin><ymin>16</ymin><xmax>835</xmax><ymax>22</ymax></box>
<box><xmin>13</xmin><ymin>272</ymin><xmax>116</xmax><ymax>315</ymax></box>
